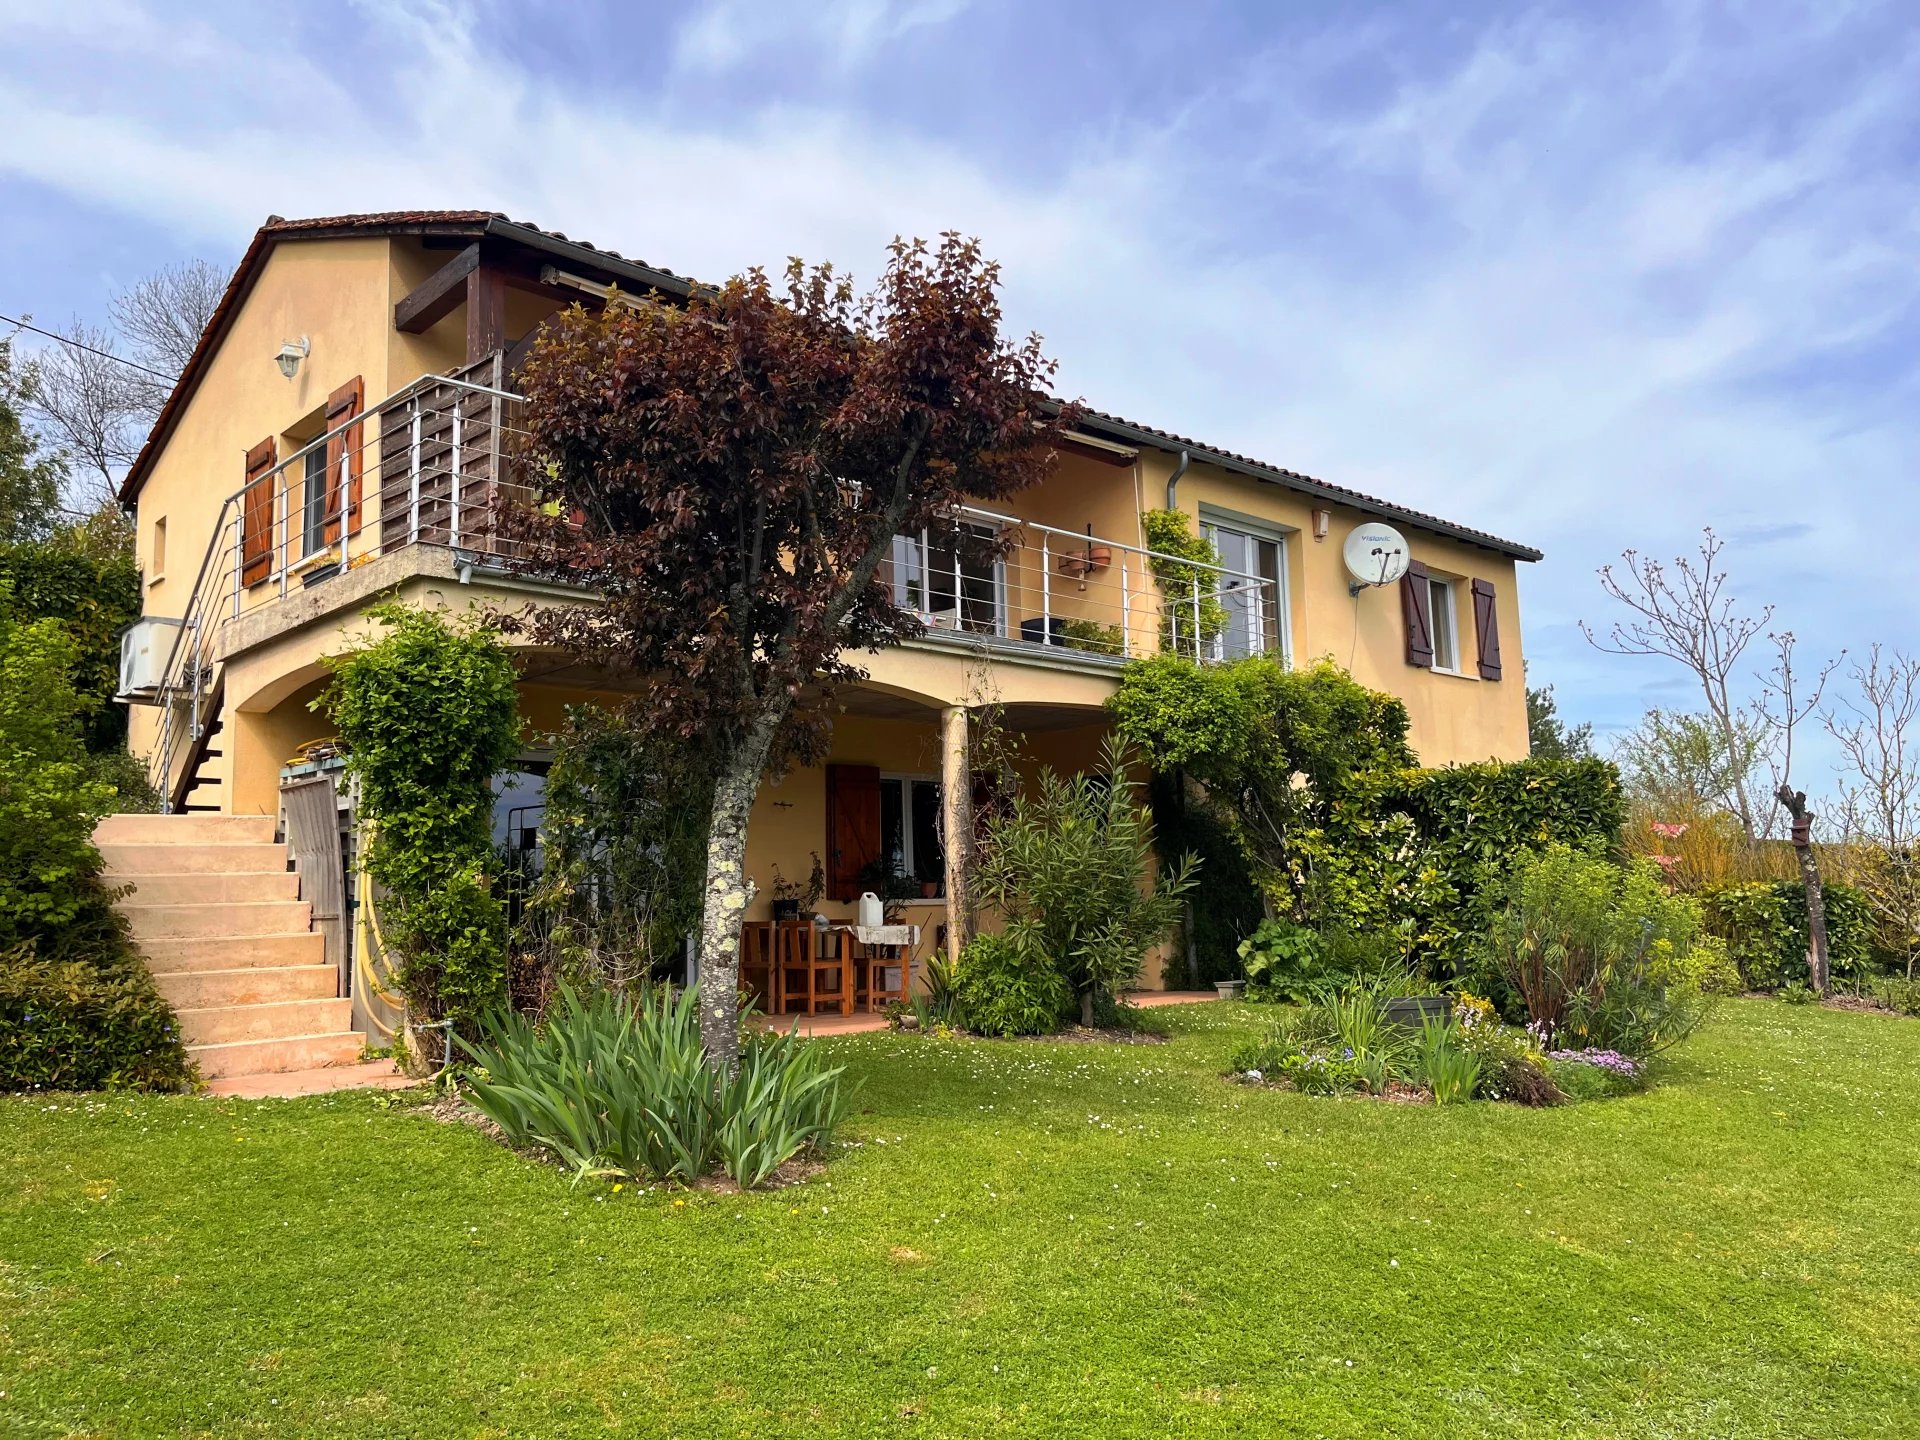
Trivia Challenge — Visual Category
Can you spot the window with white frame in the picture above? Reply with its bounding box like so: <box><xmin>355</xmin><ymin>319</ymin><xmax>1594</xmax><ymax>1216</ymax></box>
<box><xmin>1428</xmin><ymin>575</ymin><xmax>1459</xmax><ymax>672</ymax></box>
<box><xmin>879</xmin><ymin>773</ymin><xmax>943</xmax><ymax>895</ymax></box>
<box><xmin>1200</xmin><ymin>513</ymin><xmax>1289</xmax><ymax>663</ymax></box>
<box><xmin>891</xmin><ymin>523</ymin><xmax>1005</xmax><ymax>635</ymax></box>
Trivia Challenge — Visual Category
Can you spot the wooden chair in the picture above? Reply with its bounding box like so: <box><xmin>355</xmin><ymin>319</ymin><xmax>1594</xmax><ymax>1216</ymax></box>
<box><xmin>807</xmin><ymin>927</ymin><xmax>854</xmax><ymax>1016</ymax></box>
<box><xmin>773</xmin><ymin>920</ymin><xmax>817</xmax><ymax>1017</ymax></box>
<box><xmin>856</xmin><ymin>939</ymin><xmax>914</xmax><ymax>1013</ymax></box>
<box><xmin>739</xmin><ymin>921</ymin><xmax>779</xmax><ymax>1015</ymax></box>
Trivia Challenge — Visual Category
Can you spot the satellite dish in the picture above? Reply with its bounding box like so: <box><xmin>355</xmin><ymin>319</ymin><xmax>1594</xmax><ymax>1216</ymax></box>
<box><xmin>1343</xmin><ymin>522</ymin><xmax>1410</xmax><ymax>594</ymax></box>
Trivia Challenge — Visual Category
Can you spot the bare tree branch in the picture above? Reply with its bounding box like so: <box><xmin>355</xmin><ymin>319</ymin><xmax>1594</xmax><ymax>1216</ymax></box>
<box><xmin>1582</xmin><ymin>528</ymin><xmax>1774</xmax><ymax>838</ymax></box>
<box><xmin>109</xmin><ymin>259</ymin><xmax>222</xmax><ymax>376</ymax></box>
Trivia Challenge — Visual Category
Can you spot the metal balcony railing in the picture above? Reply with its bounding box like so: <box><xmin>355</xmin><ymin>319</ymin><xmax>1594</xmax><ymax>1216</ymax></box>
<box><xmin>144</xmin><ymin>359</ymin><xmax>1282</xmax><ymax>806</ymax></box>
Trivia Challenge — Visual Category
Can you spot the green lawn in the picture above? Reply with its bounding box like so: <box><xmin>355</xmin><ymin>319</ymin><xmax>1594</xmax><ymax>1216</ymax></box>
<box><xmin>3</xmin><ymin>999</ymin><xmax>1917</xmax><ymax>1439</ymax></box>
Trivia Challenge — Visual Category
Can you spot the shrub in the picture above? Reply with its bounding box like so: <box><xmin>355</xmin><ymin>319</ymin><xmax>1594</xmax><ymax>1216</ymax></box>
<box><xmin>1868</xmin><ymin>975</ymin><xmax>1920</xmax><ymax>1017</ymax></box>
<box><xmin>460</xmin><ymin>985</ymin><xmax>847</xmax><ymax>1189</ymax></box>
<box><xmin>950</xmin><ymin>934</ymin><xmax>1074</xmax><ymax>1037</ymax></box>
<box><xmin>1396</xmin><ymin>757</ymin><xmax>1625</xmax><ymax>976</ymax></box>
<box><xmin>971</xmin><ymin>736</ymin><xmax>1196</xmax><ymax>1025</ymax></box>
<box><xmin>0</xmin><ymin>919</ymin><xmax>190</xmax><ymax>1092</ymax></box>
<box><xmin>0</xmin><ymin>604</ymin><xmax>191</xmax><ymax>1092</ymax></box>
<box><xmin>1112</xmin><ymin>655</ymin><xmax>1623</xmax><ymax>979</ymax></box>
<box><xmin>318</xmin><ymin>603</ymin><xmax>522</xmax><ymax>1031</ymax></box>
<box><xmin>1236</xmin><ymin>917</ymin><xmax>1331</xmax><ymax>1002</ymax></box>
<box><xmin>1474</xmin><ymin>844</ymin><xmax>1721</xmax><ymax>1059</ymax></box>
<box><xmin>1701</xmin><ymin>880</ymin><xmax>1873</xmax><ymax>989</ymax></box>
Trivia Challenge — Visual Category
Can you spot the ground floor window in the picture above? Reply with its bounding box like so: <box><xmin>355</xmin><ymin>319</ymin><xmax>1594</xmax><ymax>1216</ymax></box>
<box><xmin>880</xmin><ymin>773</ymin><xmax>943</xmax><ymax>895</ymax></box>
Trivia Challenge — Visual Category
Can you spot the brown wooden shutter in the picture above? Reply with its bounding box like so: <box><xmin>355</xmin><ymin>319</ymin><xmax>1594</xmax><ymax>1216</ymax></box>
<box><xmin>239</xmin><ymin>437</ymin><xmax>277</xmax><ymax>586</ymax></box>
<box><xmin>1401</xmin><ymin>559</ymin><xmax>1433</xmax><ymax>668</ymax></box>
<box><xmin>825</xmin><ymin>763</ymin><xmax>882</xmax><ymax>902</ymax></box>
<box><xmin>324</xmin><ymin>376</ymin><xmax>366</xmax><ymax>540</ymax></box>
<box><xmin>1470</xmin><ymin>578</ymin><xmax>1503</xmax><ymax>680</ymax></box>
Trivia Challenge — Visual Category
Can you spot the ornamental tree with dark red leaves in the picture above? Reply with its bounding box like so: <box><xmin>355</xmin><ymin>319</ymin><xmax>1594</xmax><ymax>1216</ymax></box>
<box><xmin>510</xmin><ymin>235</ymin><xmax>1067</xmax><ymax>1066</ymax></box>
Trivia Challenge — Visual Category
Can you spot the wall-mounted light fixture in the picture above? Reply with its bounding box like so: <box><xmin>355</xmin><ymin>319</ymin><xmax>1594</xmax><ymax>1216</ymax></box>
<box><xmin>274</xmin><ymin>337</ymin><xmax>309</xmax><ymax>380</ymax></box>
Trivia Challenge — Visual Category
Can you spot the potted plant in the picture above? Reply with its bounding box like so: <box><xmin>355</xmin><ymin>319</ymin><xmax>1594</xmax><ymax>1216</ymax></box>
<box><xmin>768</xmin><ymin>853</ymin><xmax>823</xmax><ymax>922</ymax></box>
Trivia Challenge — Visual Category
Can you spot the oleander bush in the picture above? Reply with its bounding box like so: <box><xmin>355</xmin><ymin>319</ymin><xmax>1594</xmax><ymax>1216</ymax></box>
<box><xmin>460</xmin><ymin>984</ymin><xmax>848</xmax><ymax>1189</ymax></box>
<box><xmin>1473</xmin><ymin>844</ymin><xmax>1734</xmax><ymax>1060</ymax></box>
<box><xmin>970</xmin><ymin>737</ymin><xmax>1196</xmax><ymax>1027</ymax></box>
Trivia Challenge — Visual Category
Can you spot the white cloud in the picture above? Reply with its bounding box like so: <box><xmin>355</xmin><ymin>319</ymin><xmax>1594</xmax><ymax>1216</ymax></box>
<box><xmin>2</xmin><ymin>0</ymin><xmax>1917</xmax><ymax>770</ymax></box>
<box><xmin>670</xmin><ymin>0</ymin><xmax>972</xmax><ymax>75</ymax></box>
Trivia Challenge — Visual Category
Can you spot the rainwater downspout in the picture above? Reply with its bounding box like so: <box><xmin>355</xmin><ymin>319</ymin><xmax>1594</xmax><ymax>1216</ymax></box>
<box><xmin>1165</xmin><ymin>449</ymin><xmax>1190</xmax><ymax>510</ymax></box>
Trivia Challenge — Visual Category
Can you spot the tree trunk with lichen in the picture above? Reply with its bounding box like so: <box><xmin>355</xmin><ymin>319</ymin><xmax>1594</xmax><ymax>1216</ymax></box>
<box><xmin>1777</xmin><ymin>782</ymin><xmax>1831</xmax><ymax>996</ymax></box>
<box><xmin>695</xmin><ymin>714</ymin><xmax>784</xmax><ymax>1069</ymax></box>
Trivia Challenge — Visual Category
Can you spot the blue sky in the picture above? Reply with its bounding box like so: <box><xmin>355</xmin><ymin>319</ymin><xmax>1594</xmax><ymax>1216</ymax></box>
<box><xmin>3</xmin><ymin>0</ymin><xmax>1917</xmax><ymax>764</ymax></box>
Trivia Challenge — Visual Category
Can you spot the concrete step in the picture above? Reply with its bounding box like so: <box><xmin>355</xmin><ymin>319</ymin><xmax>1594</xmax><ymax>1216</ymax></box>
<box><xmin>137</xmin><ymin>933</ymin><xmax>326</xmax><ymax>972</ymax></box>
<box><xmin>101</xmin><ymin>842</ymin><xmax>291</xmax><ymax>877</ymax></box>
<box><xmin>96</xmin><ymin>813</ymin><xmax>275</xmax><ymax>844</ymax></box>
<box><xmin>189</xmin><ymin>1030</ymin><xmax>367</xmax><ymax>1080</ymax></box>
<box><xmin>178</xmin><ymin>997</ymin><xmax>353</xmax><ymax>1046</ymax></box>
<box><xmin>206</xmin><ymin>1059</ymin><xmax>411</xmax><ymax>1099</ymax></box>
<box><xmin>120</xmin><ymin>871</ymin><xmax>298</xmax><ymax>905</ymax></box>
<box><xmin>152</xmin><ymin>965</ymin><xmax>338</xmax><ymax>1010</ymax></box>
<box><xmin>121</xmin><ymin>900</ymin><xmax>311</xmax><ymax>940</ymax></box>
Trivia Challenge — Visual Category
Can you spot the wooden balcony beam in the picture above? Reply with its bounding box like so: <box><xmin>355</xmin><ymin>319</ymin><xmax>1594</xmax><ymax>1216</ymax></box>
<box><xmin>393</xmin><ymin>243</ymin><xmax>482</xmax><ymax>334</ymax></box>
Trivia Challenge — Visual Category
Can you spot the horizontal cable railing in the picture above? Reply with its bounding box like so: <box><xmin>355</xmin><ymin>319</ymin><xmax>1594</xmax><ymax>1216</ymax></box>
<box><xmin>894</xmin><ymin>506</ymin><xmax>1283</xmax><ymax>665</ymax></box>
<box><xmin>147</xmin><ymin>362</ymin><xmax>1282</xmax><ymax>803</ymax></box>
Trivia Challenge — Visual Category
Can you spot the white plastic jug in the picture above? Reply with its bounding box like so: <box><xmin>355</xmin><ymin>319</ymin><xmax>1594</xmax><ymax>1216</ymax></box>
<box><xmin>857</xmin><ymin>891</ymin><xmax>884</xmax><ymax>930</ymax></box>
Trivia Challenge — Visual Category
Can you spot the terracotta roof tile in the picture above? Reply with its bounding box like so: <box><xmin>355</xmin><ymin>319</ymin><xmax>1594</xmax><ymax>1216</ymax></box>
<box><xmin>119</xmin><ymin>212</ymin><xmax>1540</xmax><ymax>559</ymax></box>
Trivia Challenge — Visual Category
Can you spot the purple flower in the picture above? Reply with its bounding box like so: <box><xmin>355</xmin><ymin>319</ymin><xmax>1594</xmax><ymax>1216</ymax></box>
<box><xmin>1549</xmin><ymin>1047</ymin><xmax>1641</xmax><ymax>1077</ymax></box>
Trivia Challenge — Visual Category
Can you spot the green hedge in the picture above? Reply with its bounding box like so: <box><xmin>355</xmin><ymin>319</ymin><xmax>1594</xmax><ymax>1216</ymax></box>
<box><xmin>1397</xmin><ymin>757</ymin><xmax>1626</xmax><ymax>975</ymax></box>
<box><xmin>0</xmin><ymin>607</ymin><xmax>191</xmax><ymax>1091</ymax></box>
<box><xmin>1</xmin><ymin>899</ymin><xmax>190</xmax><ymax>1091</ymax></box>
<box><xmin>1701</xmin><ymin>879</ymin><xmax>1873</xmax><ymax>989</ymax></box>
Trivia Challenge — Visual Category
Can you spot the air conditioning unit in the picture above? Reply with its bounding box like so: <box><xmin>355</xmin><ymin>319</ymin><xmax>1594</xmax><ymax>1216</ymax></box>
<box><xmin>118</xmin><ymin>617</ymin><xmax>185</xmax><ymax>700</ymax></box>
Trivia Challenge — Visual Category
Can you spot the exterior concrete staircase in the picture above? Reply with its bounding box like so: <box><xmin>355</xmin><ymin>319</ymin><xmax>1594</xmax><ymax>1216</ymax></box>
<box><xmin>98</xmin><ymin>813</ymin><xmax>367</xmax><ymax>1080</ymax></box>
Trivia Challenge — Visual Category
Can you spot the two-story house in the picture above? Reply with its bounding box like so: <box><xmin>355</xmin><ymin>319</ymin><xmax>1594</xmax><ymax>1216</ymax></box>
<box><xmin>103</xmin><ymin>210</ymin><xmax>1539</xmax><ymax>1081</ymax></box>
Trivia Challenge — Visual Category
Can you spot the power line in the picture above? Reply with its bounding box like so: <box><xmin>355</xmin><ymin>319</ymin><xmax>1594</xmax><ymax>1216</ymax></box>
<box><xmin>0</xmin><ymin>312</ymin><xmax>178</xmax><ymax>382</ymax></box>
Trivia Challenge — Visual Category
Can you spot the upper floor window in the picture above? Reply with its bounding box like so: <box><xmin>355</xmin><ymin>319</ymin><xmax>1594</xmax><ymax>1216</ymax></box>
<box><xmin>301</xmin><ymin>443</ymin><xmax>333</xmax><ymax>557</ymax></box>
<box><xmin>1428</xmin><ymin>575</ymin><xmax>1459</xmax><ymax>673</ymax></box>
<box><xmin>891</xmin><ymin>523</ymin><xmax>1005</xmax><ymax>636</ymax></box>
<box><xmin>1201</xmin><ymin>514</ymin><xmax>1289</xmax><ymax>664</ymax></box>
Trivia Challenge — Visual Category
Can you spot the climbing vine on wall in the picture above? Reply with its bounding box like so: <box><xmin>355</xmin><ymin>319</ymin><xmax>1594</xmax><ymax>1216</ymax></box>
<box><xmin>317</xmin><ymin>602</ymin><xmax>522</xmax><ymax>1031</ymax></box>
<box><xmin>1140</xmin><ymin>509</ymin><xmax>1229</xmax><ymax>656</ymax></box>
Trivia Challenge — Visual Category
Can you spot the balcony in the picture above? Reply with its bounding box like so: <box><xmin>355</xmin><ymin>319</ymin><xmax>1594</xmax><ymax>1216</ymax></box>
<box><xmin>138</xmin><ymin>358</ymin><xmax>1280</xmax><ymax>803</ymax></box>
<box><xmin>890</xmin><ymin>507</ymin><xmax>1283</xmax><ymax>669</ymax></box>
